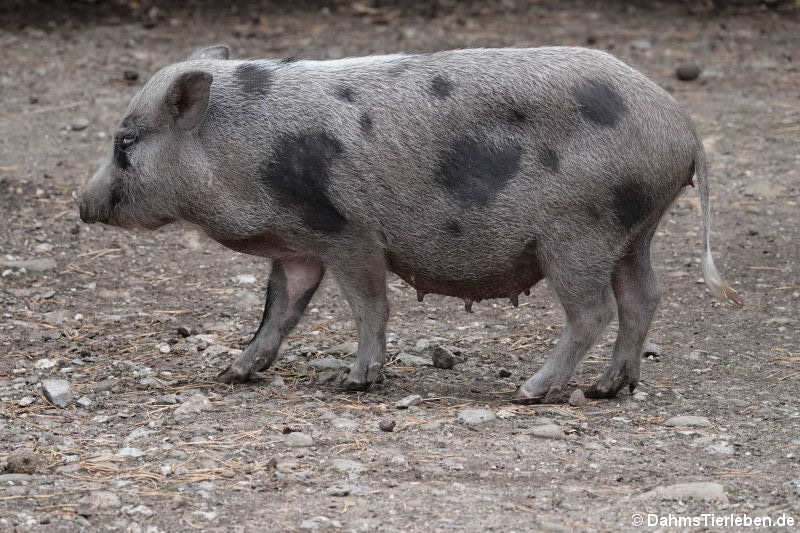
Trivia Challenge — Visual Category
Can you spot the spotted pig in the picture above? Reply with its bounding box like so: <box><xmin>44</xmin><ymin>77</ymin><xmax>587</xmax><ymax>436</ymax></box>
<box><xmin>77</xmin><ymin>45</ymin><xmax>741</xmax><ymax>403</ymax></box>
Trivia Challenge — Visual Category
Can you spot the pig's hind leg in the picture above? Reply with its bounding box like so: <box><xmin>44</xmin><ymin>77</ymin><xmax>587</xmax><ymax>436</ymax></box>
<box><xmin>585</xmin><ymin>230</ymin><xmax>659</xmax><ymax>398</ymax></box>
<box><xmin>512</xmin><ymin>265</ymin><xmax>616</xmax><ymax>404</ymax></box>
<box><xmin>218</xmin><ymin>258</ymin><xmax>324</xmax><ymax>384</ymax></box>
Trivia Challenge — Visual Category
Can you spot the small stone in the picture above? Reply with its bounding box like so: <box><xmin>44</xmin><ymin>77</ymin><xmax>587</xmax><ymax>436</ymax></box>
<box><xmin>379</xmin><ymin>419</ymin><xmax>396</xmax><ymax>432</ymax></box>
<box><xmin>158</xmin><ymin>343</ymin><xmax>171</xmax><ymax>354</ymax></box>
<box><xmin>270</xmin><ymin>375</ymin><xmax>286</xmax><ymax>387</ymax></box>
<box><xmin>285</xmin><ymin>432</ymin><xmax>314</xmax><ymax>448</ymax></box>
<box><xmin>414</xmin><ymin>338</ymin><xmax>431</xmax><ymax>352</ymax></box>
<box><xmin>664</xmin><ymin>415</ymin><xmax>711</xmax><ymax>428</ymax></box>
<box><xmin>174</xmin><ymin>393</ymin><xmax>211</xmax><ymax>420</ymax></box>
<box><xmin>498</xmin><ymin>368</ymin><xmax>512</xmax><ymax>378</ymax></box>
<box><xmin>71</xmin><ymin>117</ymin><xmax>90</xmax><ymax>131</ymax></box>
<box><xmin>0</xmin><ymin>257</ymin><xmax>57</xmax><ymax>272</ymax></box>
<box><xmin>123</xmin><ymin>70</ymin><xmax>139</xmax><ymax>81</ymax></box>
<box><xmin>330</xmin><ymin>417</ymin><xmax>358</xmax><ymax>431</ymax></box>
<box><xmin>531</xmin><ymin>424</ymin><xmax>566</xmax><ymax>440</ymax></box>
<box><xmin>41</xmin><ymin>378</ymin><xmax>73</xmax><ymax>407</ymax></box>
<box><xmin>394</xmin><ymin>352</ymin><xmax>428</xmax><ymax>367</ymax></box>
<box><xmin>331</xmin><ymin>459</ymin><xmax>365</xmax><ymax>474</ymax></box>
<box><xmin>457</xmin><ymin>408</ymin><xmax>496</xmax><ymax>425</ymax></box>
<box><xmin>327</xmin><ymin>484</ymin><xmax>360</xmax><ymax>497</ymax></box>
<box><xmin>630</xmin><ymin>39</ymin><xmax>651</xmax><ymax>51</ymax></box>
<box><xmin>18</xmin><ymin>396</ymin><xmax>35</xmax><ymax>407</ymax></box>
<box><xmin>633</xmin><ymin>391</ymin><xmax>648</xmax><ymax>402</ymax></box>
<box><xmin>568</xmin><ymin>389</ymin><xmax>587</xmax><ymax>407</ymax></box>
<box><xmin>431</xmin><ymin>346</ymin><xmax>456</xmax><ymax>369</ymax></box>
<box><xmin>641</xmin><ymin>482</ymin><xmax>728</xmax><ymax>503</ymax></box>
<box><xmin>395</xmin><ymin>394</ymin><xmax>422</xmax><ymax>409</ymax></box>
<box><xmin>77</xmin><ymin>491</ymin><xmax>121</xmax><ymax>516</ymax></box>
<box><xmin>116</xmin><ymin>447</ymin><xmax>145</xmax><ymax>458</ymax></box>
<box><xmin>676</xmin><ymin>63</ymin><xmax>702</xmax><ymax>81</ymax></box>
<box><xmin>234</xmin><ymin>273</ymin><xmax>257</xmax><ymax>284</ymax></box>
<box><xmin>177</xmin><ymin>326</ymin><xmax>193</xmax><ymax>337</ymax></box>
<box><xmin>308</xmin><ymin>356</ymin><xmax>350</xmax><ymax>371</ymax></box>
<box><xmin>76</xmin><ymin>396</ymin><xmax>92</xmax><ymax>408</ymax></box>
<box><xmin>706</xmin><ymin>441</ymin><xmax>735</xmax><ymax>455</ymax></box>
<box><xmin>6</xmin><ymin>449</ymin><xmax>40</xmax><ymax>474</ymax></box>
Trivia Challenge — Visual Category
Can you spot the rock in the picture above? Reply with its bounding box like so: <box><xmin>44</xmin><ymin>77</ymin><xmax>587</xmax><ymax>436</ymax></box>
<box><xmin>664</xmin><ymin>415</ymin><xmax>711</xmax><ymax>428</ymax></box>
<box><xmin>300</xmin><ymin>516</ymin><xmax>342</xmax><ymax>530</ymax></box>
<box><xmin>18</xmin><ymin>396</ymin><xmax>35</xmax><ymax>407</ymax></box>
<box><xmin>633</xmin><ymin>391</ymin><xmax>649</xmax><ymax>402</ymax></box>
<box><xmin>431</xmin><ymin>346</ymin><xmax>456</xmax><ymax>369</ymax></box>
<box><xmin>76</xmin><ymin>396</ymin><xmax>92</xmax><ymax>408</ymax></box>
<box><xmin>395</xmin><ymin>394</ymin><xmax>422</xmax><ymax>409</ymax></box>
<box><xmin>331</xmin><ymin>459</ymin><xmax>365</xmax><ymax>474</ymax></box>
<box><xmin>641</xmin><ymin>482</ymin><xmax>728</xmax><ymax>503</ymax></box>
<box><xmin>327</xmin><ymin>484</ymin><xmax>361</xmax><ymax>497</ymax></box>
<box><xmin>41</xmin><ymin>378</ymin><xmax>73</xmax><ymax>407</ymax></box>
<box><xmin>34</xmin><ymin>358</ymin><xmax>57</xmax><ymax>369</ymax></box>
<box><xmin>530</xmin><ymin>424</ymin><xmax>566</xmax><ymax>440</ymax></box>
<box><xmin>685</xmin><ymin>350</ymin><xmax>705</xmax><ymax>361</ymax></box>
<box><xmin>330</xmin><ymin>418</ymin><xmax>358</xmax><ymax>431</ymax></box>
<box><xmin>0</xmin><ymin>258</ymin><xmax>57</xmax><ymax>272</ymax></box>
<box><xmin>308</xmin><ymin>356</ymin><xmax>350</xmax><ymax>371</ymax></box>
<box><xmin>124</xmin><ymin>427</ymin><xmax>153</xmax><ymax>444</ymax></box>
<box><xmin>173</xmin><ymin>393</ymin><xmax>211</xmax><ymax>420</ymax></box>
<box><xmin>706</xmin><ymin>441</ymin><xmax>735</xmax><ymax>455</ymax></box>
<box><xmin>270</xmin><ymin>375</ymin><xmax>286</xmax><ymax>387</ymax></box>
<box><xmin>285</xmin><ymin>432</ymin><xmax>314</xmax><ymax>448</ymax></box>
<box><xmin>158</xmin><ymin>343</ymin><xmax>171</xmax><ymax>354</ymax></box>
<box><xmin>414</xmin><ymin>338</ymin><xmax>431</xmax><ymax>352</ymax></box>
<box><xmin>71</xmin><ymin>117</ymin><xmax>90</xmax><ymax>131</ymax></box>
<box><xmin>6</xmin><ymin>449</ymin><xmax>39</xmax><ymax>474</ymax></box>
<box><xmin>630</xmin><ymin>39</ymin><xmax>651</xmax><ymax>51</ymax></box>
<box><xmin>177</xmin><ymin>326</ymin><xmax>193</xmax><ymax>337</ymax></box>
<box><xmin>498</xmin><ymin>368</ymin><xmax>512</xmax><ymax>378</ymax></box>
<box><xmin>568</xmin><ymin>389</ymin><xmax>587</xmax><ymax>407</ymax></box>
<box><xmin>676</xmin><ymin>63</ymin><xmax>702</xmax><ymax>81</ymax></box>
<box><xmin>234</xmin><ymin>273</ymin><xmax>257</xmax><ymax>284</ymax></box>
<box><xmin>123</xmin><ymin>70</ymin><xmax>139</xmax><ymax>81</ymax></box>
<box><xmin>116</xmin><ymin>447</ymin><xmax>145</xmax><ymax>458</ymax></box>
<box><xmin>394</xmin><ymin>352</ymin><xmax>428</xmax><ymax>367</ymax></box>
<box><xmin>379</xmin><ymin>419</ymin><xmax>396</xmax><ymax>432</ymax></box>
<box><xmin>77</xmin><ymin>491</ymin><xmax>121</xmax><ymax>516</ymax></box>
<box><xmin>457</xmin><ymin>408</ymin><xmax>496</xmax><ymax>425</ymax></box>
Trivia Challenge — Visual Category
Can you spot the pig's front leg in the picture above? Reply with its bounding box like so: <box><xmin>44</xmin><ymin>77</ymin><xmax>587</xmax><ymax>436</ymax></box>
<box><xmin>218</xmin><ymin>258</ymin><xmax>324</xmax><ymax>384</ymax></box>
<box><xmin>330</xmin><ymin>251</ymin><xmax>389</xmax><ymax>391</ymax></box>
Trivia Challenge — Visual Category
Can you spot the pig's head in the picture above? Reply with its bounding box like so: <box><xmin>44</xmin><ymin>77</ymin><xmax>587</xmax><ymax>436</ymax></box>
<box><xmin>77</xmin><ymin>45</ymin><xmax>230</xmax><ymax>230</ymax></box>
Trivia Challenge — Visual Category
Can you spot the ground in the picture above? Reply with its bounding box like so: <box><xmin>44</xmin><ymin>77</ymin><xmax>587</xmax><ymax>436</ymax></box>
<box><xmin>1</xmin><ymin>1</ymin><xmax>799</xmax><ymax>532</ymax></box>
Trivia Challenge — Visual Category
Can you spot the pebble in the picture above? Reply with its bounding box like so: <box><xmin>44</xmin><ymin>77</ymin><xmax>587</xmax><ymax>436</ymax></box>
<box><xmin>641</xmin><ymin>482</ymin><xmax>728</xmax><ymax>503</ymax></box>
<box><xmin>331</xmin><ymin>458</ymin><xmax>365</xmax><ymax>474</ymax></box>
<box><xmin>530</xmin><ymin>424</ymin><xmax>566</xmax><ymax>440</ymax></box>
<box><xmin>498</xmin><ymin>368</ymin><xmax>512</xmax><ymax>378</ymax></box>
<box><xmin>0</xmin><ymin>258</ymin><xmax>57</xmax><ymax>272</ymax></box>
<box><xmin>330</xmin><ymin>417</ymin><xmax>358</xmax><ymax>431</ymax></box>
<box><xmin>285</xmin><ymin>432</ymin><xmax>314</xmax><ymax>448</ymax></box>
<box><xmin>568</xmin><ymin>389</ymin><xmax>588</xmax><ymax>407</ymax></box>
<box><xmin>395</xmin><ymin>394</ymin><xmax>422</xmax><ymax>409</ymax></box>
<box><xmin>270</xmin><ymin>375</ymin><xmax>286</xmax><ymax>387</ymax></box>
<box><xmin>300</xmin><ymin>516</ymin><xmax>342</xmax><ymax>530</ymax></box>
<box><xmin>308</xmin><ymin>356</ymin><xmax>350</xmax><ymax>371</ymax></box>
<box><xmin>158</xmin><ymin>344</ymin><xmax>171</xmax><ymax>354</ymax></box>
<box><xmin>123</xmin><ymin>70</ymin><xmax>139</xmax><ymax>81</ymax></box>
<box><xmin>327</xmin><ymin>484</ymin><xmax>361</xmax><ymax>497</ymax></box>
<box><xmin>177</xmin><ymin>326</ymin><xmax>193</xmax><ymax>337</ymax></box>
<box><xmin>234</xmin><ymin>273</ymin><xmax>257</xmax><ymax>284</ymax></box>
<box><xmin>77</xmin><ymin>491</ymin><xmax>121</xmax><ymax>516</ymax></box>
<box><xmin>664</xmin><ymin>415</ymin><xmax>711</xmax><ymax>428</ymax></box>
<box><xmin>116</xmin><ymin>447</ymin><xmax>145</xmax><ymax>458</ymax></box>
<box><xmin>18</xmin><ymin>396</ymin><xmax>35</xmax><ymax>407</ymax></box>
<box><xmin>6</xmin><ymin>449</ymin><xmax>39</xmax><ymax>474</ymax></box>
<box><xmin>173</xmin><ymin>393</ymin><xmax>211</xmax><ymax>420</ymax></box>
<box><xmin>394</xmin><ymin>352</ymin><xmax>429</xmax><ymax>367</ymax></box>
<box><xmin>676</xmin><ymin>63</ymin><xmax>702</xmax><ymax>81</ymax></box>
<box><xmin>706</xmin><ymin>441</ymin><xmax>735</xmax><ymax>455</ymax></box>
<box><xmin>457</xmin><ymin>408</ymin><xmax>496</xmax><ymax>425</ymax></box>
<box><xmin>379</xmin><ymin>419</ymin><xmax>396</xmax><ymax>432</ymax></box>
<box><xmin>630</xmin><ymin>39</ymin><xmax>651</xmax><ymax>51</ymax></box>
<box><xmin>431</xmin><ymin>346</ymin><xmax>456</xmax><ymax>369</ymax></box>
<box><xmin>633</xmin><ymin>391</ymin><xmax>648</xmax><ymax>401</ymax></box>
<box><xmin>76</xmin><ymin>396</ymin><xmax>92</xmax><ymax>408</ymax></box>
<box><xmin>71</xmin><ymin>117</ymin><xmax>90</xmax><ymax>131</ymax></box>
<box><xmin>41</xmin><ymin>378</ymin><xmax>73</xmax><ymax>407</ymax></box>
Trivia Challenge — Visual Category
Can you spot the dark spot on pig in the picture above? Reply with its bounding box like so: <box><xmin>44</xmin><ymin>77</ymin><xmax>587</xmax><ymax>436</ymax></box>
<box><xmin>114</xmin><ymin>139</ymin><xmax>130</xmax><ymax>170</ymax></box>
<box><xmin>235</xmin><ymin>63</ymin><xmax>273</xmax><ymax>96</ymax></box>
<box><xmin>279</xmin><ymin>56</ymin><xmax>299</xmax><ymax>64</ymax></box>
<box><xmin>612</xmin><ymin>180</ymin><xmax>654</xmax><ymax>229</ymax></box>
<box><xmin>359</xmin><ymin>112</ymin><xmax>373</xmax><ymax>134</ymax></box>
<box><xmin>586</xmin><ymin>204</ymin><xmax>602</xmax><ymax>221</ymax></box>
<box><xmin>260</xmin><ymin>131</ymin><xmax>347</xmax><ymax>233</ymax></box>
<box><xmin>445</xmin><ymin>220</ymin><xmax>462</xmax><ymax>235</ymax></box>
<box><xmin>436</xmin><ymin>137</ymin><xmax>522</xmax><ymax>207</ymax></box>
<box><xmin>574</xmin><ymin>79</ymin><xmax>626</xmax><ymax>127</ymax></box>
<box><xmin>537</xmin><ymin>145</ymin><xmax>560</xmax><ymax>173</ymax></box>
<box><xmin>430</xmin><ymin>75</ymin><xmax>453</xmax><ymax>98</ymax></box>
<box><xmin>334</xmin><ymin>85</ymin><xmax>356</xmax><ymax>103</ymax></box>
<box><xmin>508</xmin><ymin>107</ymin><xmax>527</xmax><ymax>124</ymax></box>
<box><xmin>109</xmin><ymin>179</ymin><xmax>124</xmax><ymax>210</ymax></box>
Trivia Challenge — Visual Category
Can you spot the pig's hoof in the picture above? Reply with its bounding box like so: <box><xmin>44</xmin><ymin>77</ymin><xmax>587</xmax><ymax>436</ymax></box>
<box><xmin>217</xmin><ymin>365</ymin><xmax>251</xmax><ymax>384</ymax></box>
<box><xmin>511</xmin><ymin>384</ymin><xmax>566</xmax><ymax>404</ymax></box>
<box><xmin>584</xmin><ymin>373</ymin><xmax>637</xmax><ymax>399</ymax></box>
<box><xmin>341</xmin><ymin>375</ymin><xmax>372</xmax><ymax>391</ymax></box>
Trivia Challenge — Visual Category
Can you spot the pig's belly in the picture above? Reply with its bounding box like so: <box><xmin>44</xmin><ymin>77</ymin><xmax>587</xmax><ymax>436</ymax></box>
<box><xmin>384</xmin><ymin>240</ymin><xmax>543</xmax><ymax>303</ymax></box>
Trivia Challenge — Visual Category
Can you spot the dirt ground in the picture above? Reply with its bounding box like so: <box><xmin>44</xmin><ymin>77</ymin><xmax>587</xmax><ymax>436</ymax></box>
<box><xmin>1</xmin><ymin>1</ymin><xmax>798</xmax><ymax>531</ymax></box>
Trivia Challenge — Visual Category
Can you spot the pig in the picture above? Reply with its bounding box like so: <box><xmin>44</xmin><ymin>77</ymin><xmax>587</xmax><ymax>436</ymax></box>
<box><xmin>77</xmin><ymin>44</ymin><xmax>741</xmax><ymax>403</ymax></box>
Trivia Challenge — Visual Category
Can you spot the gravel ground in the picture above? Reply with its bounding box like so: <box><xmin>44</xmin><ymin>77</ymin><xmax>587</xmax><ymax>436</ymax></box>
<box><xmin>1</xmin><ymin>1</ymin><xmax>798</xmax><ymax>531</ymax></box>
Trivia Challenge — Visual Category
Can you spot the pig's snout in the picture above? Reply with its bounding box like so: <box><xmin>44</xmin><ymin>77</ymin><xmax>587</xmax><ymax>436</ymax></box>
<box><xmin>77</xmin><ymin>188</ymin><xmax>105</xmax><ymax>224</ymax></box>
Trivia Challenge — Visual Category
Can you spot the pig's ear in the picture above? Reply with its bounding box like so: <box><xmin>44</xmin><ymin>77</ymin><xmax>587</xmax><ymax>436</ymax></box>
<box><xmin>187</xmin><ymin>44</ymin><xmax>230</xmax><ymax>61</ymax></box>
<box><xmin>164</xmin><ymin>71</ymin><xmax>213</xmax><ymax>130</ymax></box>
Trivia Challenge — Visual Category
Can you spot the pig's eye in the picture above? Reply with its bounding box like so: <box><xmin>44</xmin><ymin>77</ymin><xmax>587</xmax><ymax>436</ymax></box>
<box><xmin>120</xmin><ymin>135</ymin><xmax>135</xmax><ymax>146</ymax></box>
